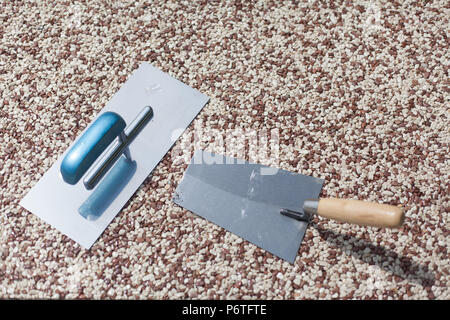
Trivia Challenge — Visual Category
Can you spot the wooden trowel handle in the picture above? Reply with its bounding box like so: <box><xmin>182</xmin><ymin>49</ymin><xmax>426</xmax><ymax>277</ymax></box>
<box><xmin>311</xmin><ymin>198</ymin><xmax>405</xmax><ymax>228</ymax></box>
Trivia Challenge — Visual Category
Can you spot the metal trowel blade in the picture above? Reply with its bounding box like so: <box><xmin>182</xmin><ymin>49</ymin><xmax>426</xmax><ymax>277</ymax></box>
<box><xmin>173</xmin><ymin>150</ymin><xmax>324</xmax><ymax>263</ymax></box>
<box><xmin>20</xmin><ymin>63</ymin><xmax>209</xmax><ymax>248</ymax></box>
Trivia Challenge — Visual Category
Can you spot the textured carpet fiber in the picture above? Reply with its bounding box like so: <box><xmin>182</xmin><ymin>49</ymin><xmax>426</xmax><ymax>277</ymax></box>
<box><xmin>1</xmin><ymin>0</ymin><xmax>449</xmax><ymax>299</ymax></box>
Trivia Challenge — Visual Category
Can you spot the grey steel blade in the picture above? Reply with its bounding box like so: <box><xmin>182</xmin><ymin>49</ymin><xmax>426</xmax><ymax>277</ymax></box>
<box><xmin>173</xmin><ymin>150</ymin><xmax>324</xmax><ymax>263</ymax></box>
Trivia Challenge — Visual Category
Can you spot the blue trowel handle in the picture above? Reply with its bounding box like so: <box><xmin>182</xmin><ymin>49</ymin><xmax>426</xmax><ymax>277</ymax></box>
<box><xmin>60</xmin><ymin>112</ymin><xmax>126</xmax><ymax>185</ymax></box>
<box><xmin>83</xmin><ymin>106</ymin><xmax>153</xmax><ymax>190</ymax></box>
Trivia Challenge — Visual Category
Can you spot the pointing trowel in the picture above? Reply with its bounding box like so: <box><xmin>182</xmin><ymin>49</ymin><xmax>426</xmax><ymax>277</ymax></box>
<box><xmin>173</xmin><ymin>150</ymin><xmax>405</xmax><ymax>263</ymax></box>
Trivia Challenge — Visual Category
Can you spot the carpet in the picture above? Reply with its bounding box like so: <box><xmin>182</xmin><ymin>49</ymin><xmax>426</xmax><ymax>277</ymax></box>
<box><xmin>0</xmin><ymin>0</ymin><xmax>448</xmax><ymax>299</ymax></box>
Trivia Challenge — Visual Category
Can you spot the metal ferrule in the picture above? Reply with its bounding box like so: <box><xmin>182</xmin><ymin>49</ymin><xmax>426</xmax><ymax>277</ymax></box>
<box><xmin>303</xmin><ymin>198</ymin><xmax>319</xmax><ymax>216</ymax></box>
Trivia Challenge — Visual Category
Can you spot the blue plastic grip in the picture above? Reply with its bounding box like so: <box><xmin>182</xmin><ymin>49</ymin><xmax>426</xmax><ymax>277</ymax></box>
<box><xmin>60</xmin><ymin>112</ymin><xmax>126</xmax><ymax>185</ymax></box>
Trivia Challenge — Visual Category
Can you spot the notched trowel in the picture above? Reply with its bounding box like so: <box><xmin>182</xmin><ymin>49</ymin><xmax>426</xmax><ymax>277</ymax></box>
<box><xmin>173</xmin><ymin>150</ymin><xmax>405</xmax><ymax>263</ymax></box>
<box><xmin>20</xmin><ymin>62</ymin><xmax>209</xmax><ymax>248</ymax></box>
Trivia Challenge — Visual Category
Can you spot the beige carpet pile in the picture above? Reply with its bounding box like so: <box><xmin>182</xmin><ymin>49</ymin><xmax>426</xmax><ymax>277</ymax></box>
<box><xmin>0</xmin><ymin>0</ymin><xmax>449</xmax><ymax>299</ymax></box>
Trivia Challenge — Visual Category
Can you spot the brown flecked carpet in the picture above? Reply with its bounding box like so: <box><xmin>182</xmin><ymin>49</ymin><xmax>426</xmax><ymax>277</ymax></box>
<box><xmin>0</xmin><ymin>0</ymin><xmax>449</xmax><ymax>299</ymax></box>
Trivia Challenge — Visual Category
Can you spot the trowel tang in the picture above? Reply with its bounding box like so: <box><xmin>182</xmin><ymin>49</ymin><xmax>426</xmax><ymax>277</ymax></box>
<box><xmin>60</xmin><ymin>106</ymin><xmax>153</xmax><ymax>189</ymax></box>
